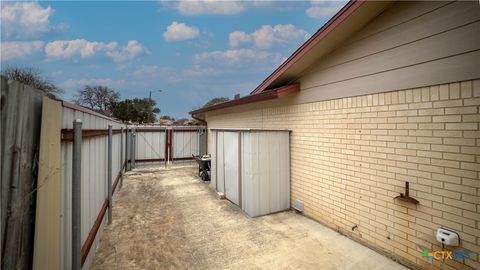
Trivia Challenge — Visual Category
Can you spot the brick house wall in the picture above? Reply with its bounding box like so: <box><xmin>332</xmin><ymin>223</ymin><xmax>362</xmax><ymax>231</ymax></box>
<box><xmin>206</xmin><ymin>80</ymin><xmax>480</xmax><ymax>270</ymax></box>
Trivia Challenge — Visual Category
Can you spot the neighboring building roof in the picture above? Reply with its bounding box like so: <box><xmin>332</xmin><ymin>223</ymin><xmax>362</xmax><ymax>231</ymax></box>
<box><xmin>190</xmin><ymin>0</ymin><xmax>391</xmax><ymax>116</ymax></box>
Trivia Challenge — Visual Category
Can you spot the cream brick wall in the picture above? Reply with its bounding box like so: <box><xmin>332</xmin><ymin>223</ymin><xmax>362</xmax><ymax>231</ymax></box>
<box><xmin>206</xmin><ymin>80</ymin><xmax>480</xmax><ymax>270</ymax></box>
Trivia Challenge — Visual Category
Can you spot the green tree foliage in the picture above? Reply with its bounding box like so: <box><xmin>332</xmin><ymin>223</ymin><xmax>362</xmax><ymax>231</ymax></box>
<box><xmin>110</xmin><ymin>98</ymin><xmax>161</xmax><ymax>123</ymax></box>
<box><xmin>0</xmin><ymin>66</ymin><xmax>62</xmax><ymax>97</ymax></box>
<box><xmin>160</xmin><ymin>115</ymin><xmax>175</xmax><ymax>120</ymax></box>
<box><xmin>203</xmin><ymin>97</ymin><xmax>230</xmax><ymax>108</ymax></box>
<box><xmin>74</xmin><ymin>85</ymin><xmax>120</xmax><ymax>114</ymax></box>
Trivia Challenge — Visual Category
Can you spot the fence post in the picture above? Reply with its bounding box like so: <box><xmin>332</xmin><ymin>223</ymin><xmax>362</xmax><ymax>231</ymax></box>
<box><xmin>120</xmin><ymin>126</ymin><xmax>124</xmax><ymax>189</ymax></box>
<box><xmin>164</xmin><ymin>128</ymin><xmax>167</xmax><ymax>168</ymax></box>
<box><xmin>171</xmin><ymin>129</ymin><xmax>174</xmax><ymax>164</ymax></box>
<box><xmin>107</xmin><ymin>125</ymin><xmax>113</xmax><ymax>224</ymax></box>
<box><xmin>72</xmin><ymin>119</ymin><xmax>82</xmax><ymax>270</ymax></box>
<box><xmin>132</xmin><ymin>129</ymin><xmax>136</xmax><ymax>168</ymax></box>
<box><xmin>197</xmin><ymin>127</ymin><xmax>201</xmax><ymax>156</ymax></box>
<box><xmin>126</xmin><ymin>128</ymin><xmax>130</xmax><ymax>171</ymax></box>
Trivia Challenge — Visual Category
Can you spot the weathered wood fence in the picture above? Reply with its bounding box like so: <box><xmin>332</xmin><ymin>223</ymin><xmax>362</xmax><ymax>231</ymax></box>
<box><xmin>1</xmin><ymin>77</ymin><xmax>44</xmax><ymax>270</ymax></box>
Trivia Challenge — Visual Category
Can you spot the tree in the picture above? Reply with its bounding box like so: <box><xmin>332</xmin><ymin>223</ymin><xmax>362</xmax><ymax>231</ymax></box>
<box><xmin>0</xmin><ymin>66</ymin><xmax>62</xmax><ymax>97</ymax></box>
<box><xmin>160</xmin><ymin>115</ymin><xmax>175</xmax><ymax>120</ymax></box>
<box><xmin>74</xmin><ymin>85</ymin><xmax>120</xmax><ymax>115</ymax></box>
<box><xmin>110</xmin><ymin>98</ymin><xmax>161</xmax><ymax>124</ymax></box>
<box><xmin>203</xmin><ymin>97</ymin><xmax>230</xmax><ymax>108</ymax></box>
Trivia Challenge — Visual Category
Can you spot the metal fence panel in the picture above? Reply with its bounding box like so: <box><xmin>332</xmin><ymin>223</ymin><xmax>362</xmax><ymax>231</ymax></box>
<box><xmin>135</xmin><ymin>130</ymin><xmax>166</xmax><ymax>161</ymax></box>
<box><xmin>172</xmin><ymin>130</ymin><xmax>200</xmax><ymax>159</ymax></box>
<box><xmin>60</xmin><ymin>106</ymin><xmax>125</xmax><ymax>269</ymax></box>
<box><xmin>133</xmin><ymin>126</ymin><xmax>206</xmax><ymax>164</ymax></box>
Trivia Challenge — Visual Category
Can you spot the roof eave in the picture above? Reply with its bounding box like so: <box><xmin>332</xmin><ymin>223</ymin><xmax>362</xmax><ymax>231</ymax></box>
<box><xmin>190</xmin><ymin>84</ymin><xmax>300</xmax><ymax>115</ymax></box>
<box><xmin>250</xmin><ymin>0</ymin><xmax>365</xmax><ymax>95</ymax></box>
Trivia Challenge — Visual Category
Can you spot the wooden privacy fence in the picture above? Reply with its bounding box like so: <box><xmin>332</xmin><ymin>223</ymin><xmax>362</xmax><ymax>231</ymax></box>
<box><xmin>1</xmin><ymin>77</ymin><xmax>43</xmax><ymax>270</ymax></box>
<box><xmin>1</xmin><ymin>77</ymin><xmax>207</xmax><ymax>270</ymax></box>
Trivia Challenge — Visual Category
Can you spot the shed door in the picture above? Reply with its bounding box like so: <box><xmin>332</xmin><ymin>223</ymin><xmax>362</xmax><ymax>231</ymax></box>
<box><xmin>209</xmin><ymin>131</ymin><xmax>217</xmax><ymax>189</ymax></box>
<box><xmin>223</xmin><ymin>132</ymin><xmax>240</xmax><ymax>205</ymax></box>
<box><xmin>216</xmin><ymin>132</ymin><xmax>225</xmax><ymax>193</ymax></box>
<box><xmin>241</xmin><ymin>131</ymin><xmax>290</xmax><ymax>217</ymax></box>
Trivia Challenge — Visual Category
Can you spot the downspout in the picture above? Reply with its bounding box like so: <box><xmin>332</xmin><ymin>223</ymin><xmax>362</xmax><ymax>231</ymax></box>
<box><xmin>191</xmin><ymin>112</ymin><xmax>207</xmax><ymax>125</ymax></box>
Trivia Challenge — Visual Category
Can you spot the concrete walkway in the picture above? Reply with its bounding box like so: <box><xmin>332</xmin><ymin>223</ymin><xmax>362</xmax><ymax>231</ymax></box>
<box><xmin>91</xmin><ymin>166</ymin><xmax>408</xmax><ymax>270</ymax></box>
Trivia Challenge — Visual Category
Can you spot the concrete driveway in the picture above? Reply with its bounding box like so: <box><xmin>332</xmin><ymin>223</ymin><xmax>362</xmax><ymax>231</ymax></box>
<box><xmin>91</xmin><ymin>166</ymin><xmax>408</xmax><ymax>270</ymax></box>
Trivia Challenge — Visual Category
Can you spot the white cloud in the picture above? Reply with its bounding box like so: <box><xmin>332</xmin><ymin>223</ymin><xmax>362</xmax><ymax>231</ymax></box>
<box><xmin>106</xmin><ymin>40</ymin><xmax>150</xmax><ymax>63</ymax></box>
<box><xmin>161</xmin><ymin>1</ymin><xmax>294</xmax><ymax>16</ymax></box>
<box><xmin>163</xmin><ymin>22</ymin><xmax>200</xmax><ymax>42</ymax></box>
<box><xmin>229</xmin><ymin>31</ymin><xmax>253</xmax><ymax>48</ymax></box>
<box><xmin>306</xmin><ymin>1</ymin><xmax>346</xmax><ymax>19</ymax></box>
<box><xmin>193</xmin><ymin>49</ymin><xmax>281</xmax><ymax>65</ymax></box>
<box><xmin>174</xmin><ymin>1</ymin><xmax>245</xmax><ymax>16</ymax></box>
<box><xmin>45</xmin><ymin>39</ymin><xmax>118</xmax><ymax>59</ymax></box>
<box><xmin>133</xmin><ymin>65</ymin><xmax>228</xmax><ymax>85</ymax></box>
<box><xmin>50</xmin><ymin>70</ymin><xmax>63</xmax><ymax>77</ymax></box>
<box><xmin>44</xmin><ymin>39</ymin><xmax>149</xmax><ymax>63</ymax></box>
<box><xmin>1</xmin><ymin>2</ymin><xmax>66</xmax><ymax>39</ymax></box>
<box><xmin>60</xmin><ymin>78</ymin><xmax>146</xmax><ymax>91</ymax></box>
<box><xmin>182</xmin><ymin>66</ymin><xmax>229</xmax><ymax>77</ymax></box>
<box><xmin>229</xmin><ymin>24</ymin><xmax>309</xmax><ymax>49</ymax></box>
<box><xmin>133</xmin><ymin>65</ymin><xmax>174</xmax><ymax>77</ymax></box>
<box><xmin>1</xmin><ymin>41</ymin><xmax>44</xmax><ymax>60</ymax></box>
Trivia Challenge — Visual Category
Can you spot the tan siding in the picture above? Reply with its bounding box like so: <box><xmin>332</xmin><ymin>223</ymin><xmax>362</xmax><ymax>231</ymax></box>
<box><xmin>295</xmin><ymin>49</ymin><xmax>480</xmax><ymax>103</ymax></box>
<box><xmin>322</xmin><ymin>1</ymin><xmax>478</xmax><ymax>68</ymax></box>
<box><xmin>296</xmin><ymin>1</ymin><xmax>480</xmax><ymax>102</ymax></box>
<box><xmin>303</xmin><ymin>22</ymin><xmax>479</xmax><ymax>88</ymax></box>
<box><xmin>206</xmin><ymin>79</ymin><xmax>480</xmax><ymax>270</ymax></box>
<box><xmin>349</xmin><ymin>1</ymin><xmax>450</xmax><ymax>42</ymax></box>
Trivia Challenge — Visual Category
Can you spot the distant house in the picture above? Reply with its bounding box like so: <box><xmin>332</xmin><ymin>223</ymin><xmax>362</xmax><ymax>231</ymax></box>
<box><xmin>158</xmin><ymin>118</ymin><xmax>174</xmax><ymax>126</ymax></box>
<box><xmin>191</xmin><ymin>1</ymin><xmax>480</xmax><ymax>269</ymax></box>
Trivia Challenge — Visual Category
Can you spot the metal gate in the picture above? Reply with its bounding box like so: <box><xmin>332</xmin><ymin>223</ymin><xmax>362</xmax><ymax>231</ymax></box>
<box><xmin>133</xmin><ymin>126</ymin><xmax>206</xmax><ymax>165</ymax></box>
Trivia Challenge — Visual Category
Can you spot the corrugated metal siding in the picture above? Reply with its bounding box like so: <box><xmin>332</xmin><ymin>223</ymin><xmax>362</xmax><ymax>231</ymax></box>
<box><xmin>133</xmin><ymin>126</ymin><xmax>206</xmax><ymax>163</ymax></box>
<box><xmin>135</xmin><ymin>130</ymin><xmax>166</xmax><ymax>160</ymax></box>
<box><xmin>210</xmin><ymin>131</ymin><xmax>217</xmax><ymax>190</ymax></box>
<box><xmin>223</xmin><ymin>132</ymin><xmax>240</xmax><ymax>205</ymax></box>
<box><xmin>216</xmin><ymin>132</ymin><xmax>225</xmax><ymax>193</ymax></box>
<box><xmin>241</xmin><ymin>132</ymin><xmax>290</xmax><ymax>217</ymax></box>
<box><xmin>172</xmin><ymin>130</ymin><xmax>200</xmax><ymax>159</ymax></box>
<box><xmin>60</xmin><ymin>107</ymin><xmax>125</xmax><ymax>270</ymax></box>
<box><xmin>210</xmin><ymin>130</ymin><xmax>290</xmax><ymax>217</ymax></box>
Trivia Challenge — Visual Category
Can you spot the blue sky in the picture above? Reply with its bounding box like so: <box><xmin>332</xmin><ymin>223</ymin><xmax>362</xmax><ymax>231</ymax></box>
<box><xmin>1</xmin><ymin>1</ymin><xmax>346</xmax><ymax>118</ymax></box>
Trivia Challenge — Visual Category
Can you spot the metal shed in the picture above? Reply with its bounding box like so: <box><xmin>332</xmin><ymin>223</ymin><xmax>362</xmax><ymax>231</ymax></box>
<box><xmin>210</xmin><ymin>129</ymin><xmax>290</xmax><ymax>217</ymax></box>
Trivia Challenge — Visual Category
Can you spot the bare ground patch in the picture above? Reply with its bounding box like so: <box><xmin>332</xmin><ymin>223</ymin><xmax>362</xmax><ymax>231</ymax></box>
<box><xmin>91</xmin><ymin>166</ymin><xmax>407</xmax><ymax>270</ymax></box>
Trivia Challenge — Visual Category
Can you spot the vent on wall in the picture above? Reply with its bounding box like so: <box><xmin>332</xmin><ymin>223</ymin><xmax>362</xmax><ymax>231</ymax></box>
<box><xmin>294</xmin><ymin>199</ymin><xmax>304</xmax><ymax>212</ymax></box>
